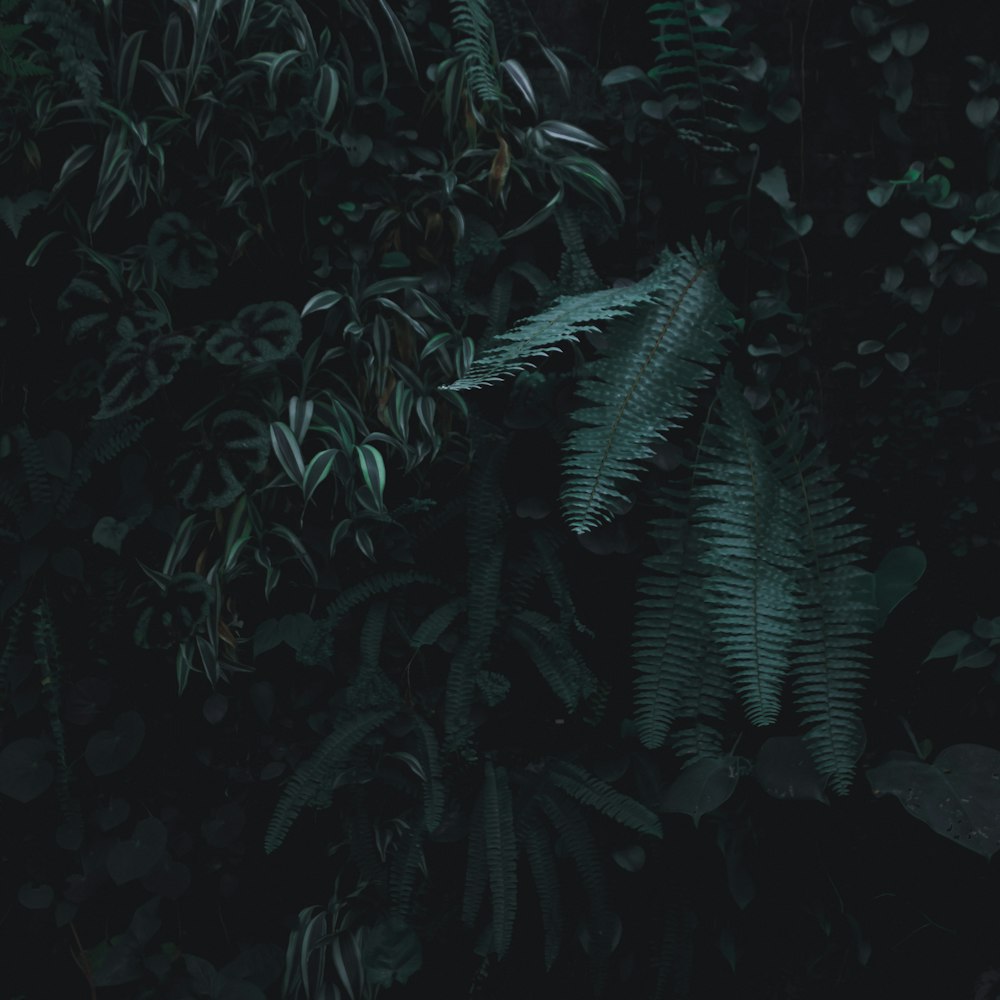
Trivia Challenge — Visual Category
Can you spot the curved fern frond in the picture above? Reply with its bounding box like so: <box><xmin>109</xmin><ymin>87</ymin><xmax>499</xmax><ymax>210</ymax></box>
<box><xmin>546</xmin><ymin>759</ymin><xmax>662</xmax><ymax>837</ymax></box>
<box><xmin>693</xmin><ymin>367</ymin><xmax>801</xmax><ymax>725</ymax></box>
<box><xmin>32</xmin><ymin>595</ymin><xmax>78</xmax><ymax>830</ymax></box>
<box><xmin>24</xmin><ymin>0</ymin><xmax>103</xmax><ymax>106</ymax></box>
<box><xmin>299</xmin><ymin>570</ymin><xmax>445</xmax><ymax>667</ymax></box>
<box><xmin>561</xmin><ymin>237</ymin><xmax>735</xmax><ymax>533</ymax></box>
<box><xmin>520</xmin><ymin>806</ymin><xmax>562</xmax><ymax>970</ymax></box>
<box><xmin>56</xmin><ymin>415</ymin><xmax>151</xmax><ymax>518</ymax></box>
<box><xmin>633</xmin><ymin>485</ymin><xmax>715</xmax><ymax>749</ymax></box>
<box><xmin>554</xmin><ymin>204</ymin><xmax>602</xmax><ymax>295</ymax></box>
<box><xmin>409</xmin><ymin>713</ymin><xmax>445</xmax><ymax>831</ymax></box>
<box><xmin>441</xmin><ymin>247</ymin><xmax>681</xmax><ymax>392</ymax></box>
<box><xmin>647</xmin><ymin>0</ymin><xmax>741</xmax><ymax>152</ymax></box>
<box><xmin>265</xmin><ymin>706</ymin><xmax>397</xmax><ymax>853</ymax></box>
<box><xmin>535</xmin><ymin>788</ymin><xmax>607</xmax><ymax>918</ymax></box>
<box><xmin>507</xmin><ymin>609</ymin><xmax>597</xmax><ymax>710</ymax></box>
<box><xmin>482</xmin><ymin>758</ymin><xmax>518</xmax><ymax>958</ymax></box>
<box><xmin>450</xmin><ymin>0</ymin><xmax>504</xmax><ymax>107</ymax></box>
<box><xmin>785</xmin><ymin>434</ymin><xmax>875</xmax><ymax>794</ymax></box>
<box><xmin>12</xmin><ymin>425</ymin><xmax>51</xmax><ymax>507</ymax></box>
<box><xmin>446</xmin><ymin>434</ymin><xmax>506</xmax><ymax>741</ymax></box>
<box><xmin>388</xmin><ymin>821</ymin><xmax>425</xmax><ymax>915</ymax></box>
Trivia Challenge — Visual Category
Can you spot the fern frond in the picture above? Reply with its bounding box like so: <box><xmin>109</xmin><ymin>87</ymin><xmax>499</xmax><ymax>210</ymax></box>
<box><xmin>633</xmin><ymin>485</ymin><xmax>715</xmax><ymax>748</ymax></box>
<box><xmin>299</xmin><ymin>570</ymin><xmax>444</xmax><ymax>667</ymax></box>
<box><xmin>56</xmin><ymin>415</ymin><xmax>151</xmax><ymax>518</ymax></box>
<box><xmin>24</xmin><ymin>0</ymin><xmax>103</xmax><ymax>106</ymax></box>
<box><xmin>532</xmin><ymin>529</ymin><xmax>593</xmax><ymax>636</ymax></box>
<box><xmin>786</xmin><ymin>439</ymin><xmax>875</xmax><ymax>794</ymax></box>
<box><xmin>446</xmin><ymin>434</ymin><xmax>506</xmax><ymax>740</ymax></box>
<box><xmin>33</xmin><ymin>595</ymin><xmax>78</xmax><ymax>830</ymax></box>
<box><xmin>410</xmin><ymin>597</ymin><xmax>468</xmax><ymax>649</ymax></box>
<box><xmin>388</xmin><ymin>821</ymin><xmax>425</xmax><ymax>915</ymax></box>
<box><xmin>647</xmin><ymin>0</ymin><xmax>741</xmax><ymax>152</ymax></box>
<box><xmin>440</xmin><ymin>249</ymin><xmax>675</xmax><ymax>391</ymax></box>
<box><xmin>450</xmin><ymin>0</ymin><xmax>504</xmax><ymax>106</ymax></box>
<box><xmin>546</xmin><ymin>759</ymin><xmax>662</xmax><ymax>837</ymax></box>
<box><xmin>535</xmin><ymin>789</ymin><xmax>607</xmax><ymax>918</ymax></box>
<box><xmin>554</xmin><ymin>205</ymin><xmax>602</xmax><ymax>294</ymax></box>
<box><xmin>409</xmin><ymin>713</ymin><xmax>445</xmax><ymax>831</ymax></box>
<box><xmin>561</xmin><ymin>238</ymin><xmax>735</xmax><ymax>533</ymax></box>
<box><xmin>463</xmin><ymin>791</ymin><xmax>488</xmax><ymax>925</ymax></box>
<box><xmin>0</xmin><ymin>598</ymin><xmax>26</xmax><ymax>709</ymax></box>
<box><xmin>264</xmin><ymin>706</ymin><xmax>397</xmax><ymax>853</ymax></box>
<box><xmin>12</xmin><ymin>425</ymin><xmax>51</xmax><ymax>507</ymax></box>
<box><xmin>520</xmin><ymin>807</ymin><xmax>562</xmax><ymax>970</ymax></box>
<box><xmin>482</xmin><ymin>758</ymin><xmax>518</xmax><ymax>958</ymax></box>
<box><xmin>507</xmin><ymin>609</ymin><xmax>597</xmax><ymax>710</ymax></box>
<box><xmin>672</xmin><ymin>720</ymin><xmax>727</xmax><ymax>762</ymax></box>
<box><xmin>693</xmin><ymin>367</ymin><xmax>801</xmax><ymax>725</ymax></box>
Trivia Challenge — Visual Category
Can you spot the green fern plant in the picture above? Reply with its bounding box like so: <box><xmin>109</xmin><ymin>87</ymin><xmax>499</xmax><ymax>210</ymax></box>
<box><xmin>443</xmin><ymin>237</ymin><xmax>736</xmax><ymax>534</ymax></box>
<box><xmin>450</xmin><ymin>0</ymin><xmax>505</xmax><ymax>108</ymax></box>
<box><xmin>633</xmin><ymin>367</ymin><xmax>876</xmax><ymax>791</ymax></box>
<box><xmin>646</xmin><ymin>0</ymin><xmax>741</xmax><ymax>152</ymax></box>
<box><xmin>0</xmin><ymin>0</ymin><xmax>49</xmax><ymax>91</ymax></box>
<box><xmin>463</xmin><ymin>754</ymin><xmax>662</xmax><ymax>967</ymax></box>
<box><xmin>23</xmin><ymin>0</ymin><xmax>103</xmax><ymax>107</ymax></box>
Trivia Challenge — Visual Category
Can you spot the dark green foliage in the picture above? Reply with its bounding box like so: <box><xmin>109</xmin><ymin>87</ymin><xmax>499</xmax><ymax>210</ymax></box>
<box><xmin>265</xmin><ymin>706</ymin><xmax>399</xmax><ymax>854</ymax></box>
<box><xmin>646</xmin><ymin>0</ymin><xmax>741</xmax><ymax>151</ymax></box>
<box><xmin>2</xmin><ymin>1</ymin><xmax>996</xmax><ymax>996</ymax></box>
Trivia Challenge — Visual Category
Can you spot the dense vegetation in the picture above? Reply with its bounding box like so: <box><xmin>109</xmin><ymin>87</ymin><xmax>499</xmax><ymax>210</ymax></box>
<box><xmin>2</xmin><ymin>0</ymin><xmax>1000</xmax><ymax>996</ymax></box>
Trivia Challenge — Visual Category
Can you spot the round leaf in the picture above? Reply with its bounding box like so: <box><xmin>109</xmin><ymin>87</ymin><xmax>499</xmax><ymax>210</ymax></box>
<box><xmin>107</xmin><ymin>817</ymin><xmax>168</xmax><ymax>884</ymax></box>
<box><xmin>967</xmin><ymin>96</ymin><xmax>999</xmax><ymax>129</ymax></box>
<box><xmin>0</xmin><ymin>737</ymin><xmax>53</xmax><ymax>802</ymax></box>
<box><xmin>890</xmin><ymin>22</ymin><xmax>928</xmax><ymax>56</ymax></box>
<box><xmin>85</xmin><ymin>710</ymin><xmax>145</xmax><ymax>775</ymax></box>
<box><xmin>662</xmin><ymin>756</ymin><xmax>740</xmax><ymax>824</ymax></box>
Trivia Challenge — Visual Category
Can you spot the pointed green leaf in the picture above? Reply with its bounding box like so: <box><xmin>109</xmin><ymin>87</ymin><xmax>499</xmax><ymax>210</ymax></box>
<box><xmin>270</xmin><ymin>421</ymin><xmax>305</xmax><ymax>485</ymax></box>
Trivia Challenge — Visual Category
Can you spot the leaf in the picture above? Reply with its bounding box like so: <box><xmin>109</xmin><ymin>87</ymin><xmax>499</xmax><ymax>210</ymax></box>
<box><xmin>756</xmin><ymin>165</ymin><xmax>793</xmax><ymax>208</ymax></box>
<box><xmin>355</xmin><ymin>443</ymin><xmax>386</xmax><ymax>509</ymax></box>
<box><xmin>301</xmin><ymin>289</ymin><xmax>344</xmax><ymax>317</ymax></box>
<box><xmin>601</xmin><ymin>65</ymin><xmax>651</xmax><ymax>87</ymax></box>
<box><xmin>85</xmin><ymin>710</ymin><xmax>145</xmax><ymax>775</ymax></box>
<box><xmin>302</xmin><ymin>449</ymin><xmax>338</xmax><ymax>504</ymax></box>
<box><xmin>967</xmin><ymin>95</ymin><xmax>999</xmax><ymax>129</ymax></box>
<box><xmin>890</xmin><ymin>22</ymin><xmax>929</xmax><ymax>56</ymax></box>
<box><xmin>873</xmin><ymin>545</ymin><xmax>926</xmax><ymax>625</ymax></box>
<box><xmin>0</xmin><ymin>191</ymin><xmax>48</xmax><ymax>239</ymax></box>
<box><xmin>868</xmin><ymin>745</ymin><xmax>1000</xmax><ymax>859</ymax></box>
<box><xmin>857</xmin><ymin>340</ymin><xmax>884</xmax><ymax>355</ymax></box>
<box><xmin>107</xmin><ymin>817</ymin><xmax>168</xmax><ymax>883</ymax></box>
<box><xmin>0</xmin><ymin>738</ymin><xmax>53</xmax><ymax>802</ymax></box>
<box><xmin>270</xmin><ymin>422</ymin><xmax>305</xmax><ymax>486</ymax></box>
<box><xmin>500</xmin><ymin>58</ymin><xmax>537</xmax><ymax>115</ymax></box>
<box><xmin>537</xmin><ymin>120</ymin><xmax>607</xmax><ymax>150</ymax></box>
<box><xmin>313</xmin><ymin>63</ymin><xmax>341</xmax><ymax>129</ymax></box>
<box><xmin>662</xmin><ymin>756</ymin><xmax>740</xmax><ymax>824</ymax></box>
<box><xmin>900</xmin><ymin>213</ymin><xmax>930</xmax><ymax>238</ymax></box>
<box><xmin>843</xmin><ymin>212</ymin><xmax>869</xmax><ymax>238</ymax></box>
<box><xmin>147</xmin><ymin>213</ymin><xmax>219</xmax><ymax>288</ymax></box>
<box><xmin>612</xmin><ymin>845</ymin><xmax>646</xmax><ymax>871</ymax></box>
<box><xmin>205</xmin><ymin>301</ymin><xmax>302</xmax><ymax>366</ymax></box>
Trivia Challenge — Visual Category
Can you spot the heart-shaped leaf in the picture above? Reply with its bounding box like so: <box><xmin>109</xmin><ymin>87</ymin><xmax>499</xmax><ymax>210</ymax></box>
<box><xmin>868</xmin><ymin>745</ymin><xmax>1000</xmax><ymax>858</ymax></box>
<box><xmin>85</xmin><ymin>710</ymin><xmax>145</xmax><ymax>775</ymax></box>
<box><xmin>0</xmin><ymin>737</ymin><xmax>53</xmax><ymax>802</ymax></box>
<box><xmin>107</xmin><ymin>817</ymin><xmax>168</xmax><ymax>884</ymax></box>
